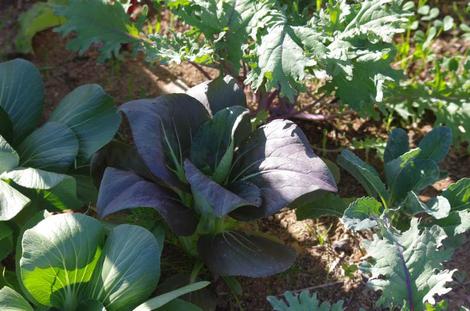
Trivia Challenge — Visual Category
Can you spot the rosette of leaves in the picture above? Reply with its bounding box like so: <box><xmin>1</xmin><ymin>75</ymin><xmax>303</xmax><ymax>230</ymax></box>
<box><xmin>0</xmin><ymin>59</ymin><xmax>120</xmax><ymax>260</ymax></box>
<box><xmin>0</xmin><ymin>213</ymin><xmax>209</xmax><ymax>311</ymax></box>
<box><xmin>336</xmin><ymin>127</ymin><xmax>470</xmax><ymax>309</ymax></box>
<box><xmin>94</xmin><ymin>75</ymin><xmax>337</xmax><ymax>277</ymax></box>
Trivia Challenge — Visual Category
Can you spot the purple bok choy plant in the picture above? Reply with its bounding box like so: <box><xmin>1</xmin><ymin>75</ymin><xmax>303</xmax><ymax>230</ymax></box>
<box><xmin>93</xmin><ymin>75</ymin><xmax>337</xmax><ymax>278</ymax></box>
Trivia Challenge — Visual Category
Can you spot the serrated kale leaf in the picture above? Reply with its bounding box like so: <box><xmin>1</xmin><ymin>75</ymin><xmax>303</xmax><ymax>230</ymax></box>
<box><xmin>54</xmin><ymin>0</ymin><xmax>142</xmax><ymax>61</ymax></box>
<box><xmin>267</xmin><ymin>290</ymin><xmax>344</xmax><ymax>311</ymax></box>
<box><xmin>362</xmin><ymin>219</ymin><xmax>455</xmax><ymax>310</ymax></box>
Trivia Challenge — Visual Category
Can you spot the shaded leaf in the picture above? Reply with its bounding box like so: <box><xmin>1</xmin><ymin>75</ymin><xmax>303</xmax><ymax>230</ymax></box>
<box><xmin>0</xmin><ymin>107</ymin><xmax>13</xmax><ymax>142</ymax></box>
<box><xmin>190</xmin><ymin>106</ymin><xmax>251</xmax><ymax>182</ymax></box>
<box><xmin>0</xmin><ymin>222</ymin><xmax>14</xmax><ymax>261</ymax></box>
<box><xmin>418</xmin><ymin>127</ymin><xmax>452</xmax><ymax>163</ymax></box>
<box><xmin>50</xmin><ymin>84</ymin><xmax>121</xmax><ymax>161</ymax></box>
<box><xmin>295</xmin><ymin>192</ymin><xmax>351</xmax><ymax>220</ymax></box>
<box><xmin>0</xmin><ymin>287</ymin><xmax>33</xmax><ymax>311</ymax></box>
<box><xmin>337</xmin><ymin>149</ymin><xmax>388</xmax><ymax>203</ymax></box>
<box><xmin>120</xmin><ymin>95</ymin><xmax>209</xmax><ymax>188</ymax></box>
<box><xmin>0</xmin><ymin>135</ymin><xmax>19</xmax><ymax>174</ymax></box>
<box><xmin>386</xmin><ymin>157</ymin><xmax>440</xmax><ymax>205</ymax></box>
<box><xmin>2</xmin><ymin>167</ymin><xmax>81</xmax><ymax>211</ymax></box>
<box><xmin>90</xmin><ymin>140</ymin><xmax>154</xmax><ymax>186</ymax></box>
<box><xmin>97</xmin><ymin>167</ymin><xmax>198</xmax><ymax>236</ymax></box>
<box><xmin>198</xmin><ymin>231</ymin><xmax>296</xmax><ymax>277</ymax></box>
<box><xmin>186</xmin><ymin>75</ymin><xmax>247</xmax><ymax>115</ymax></box>
<box><xmin>17</xmin><ymin>122</ymin><xmax>79</xmax><ymax>173</ymax></box>
<box><xmin>0</xmin><ymin>59</ymin><xmax>44</xmax><ymax>143</ymax></box>
<box><xmin>384</xmin><ymin>128</ymin><xmax>409</xmax><ymax>163</ymax></box>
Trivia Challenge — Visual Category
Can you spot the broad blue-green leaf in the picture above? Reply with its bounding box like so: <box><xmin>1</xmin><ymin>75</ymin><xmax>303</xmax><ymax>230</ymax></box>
<box><xmin>17</xmin><ymin>122</ymin><xmax>79</xmax><ymax>173</ymax></box>
<box><xmin>190</xmin><ymin>106</ymin><xmax>251</xmax><ymax>182</ymax></box>
<box><xmin>133</xmin><ymin>281</ymin><xmax>210</xmax><ymax>311</ymax></box>
<box><xmin>184</xmin><ymin>160</ymin><xmax>259</xmax><ymax>217</ymax></box>
<box><xmin>403</xmin><ymin>192</ymin><xmax>450</xmax><ymax>219</ymax></box>
<box><xmin>386</xmin><ymin>156</ymin><xmax>440</xmax><ymax>205</ymax></box>
<box><xmin>20</xmin><ymin>213</ymin><xmax>162</xmax><ymax>311</ymax></box>
<box><xmin>186</xmin><ymin>75</ymin><xmax>247</xmax><ymax>115</ymax></box>
<box><xmin>341</xmin><ymin>197</ymin><xmax>383</xmax><ymax>231</ymax></box>
<box><xmin>363</xmin><ymin>220</ymin><xmax>455</xmax><ymax>310</ymax></box>
<box><xmin>2</xmin><ymin>167</ymin><xmax>81</xmax><ymax>211</ymax></box>
<box><xmin>198</xmin><ymin>231</ymin><xmax>296</xmax><ymax>277</ymax></box>
<box><xmin>87</xmin><ymin>224</ymin><xmax>161</xmax><ymax>311</ymax></box>
<box><xmin>54</xmin><ymin>0</ymin><xmax>140</xmax><ymax>61</ymax></box>
<box><xmin>0</xmin><ymin>222</ymin><xmax>13</xmax><ymax>261</ymax></box>
<box><xmin>384</xmin><ymin>128</ymin><xmax>409</xmax><ymax>163</ymax></box>
<box><xmin>442</xmin><ymin>178</ymin><xmax>470</xmax><ymax>211</ymax></box>
<box><xmin>0</xmin><ymin>59</ymin><xmax>44</xmax><ymax>143</ymax></box>
<box><xmin>20</xmin><ymin>213</ymin><xmax>105</xmax><ymax>309</ymax></box>
<box><xmin>337</xmin><ymin>149</ymin><xmax>388</xmax><ymax>203</ymax></box>
<box><xmin>418</xmin><ymin>127</ymin><xmax>452</xmax><ymax>163</ymax></box>
<box><xmin>0</xmin><ymin>180</ymin><xmax>30</xmax><ymax>221</ymax></box>
<box><xmin>49</xmin><ymin>84</ymin><xmax>121</xmax><ymax>161</ymax></box>
<box><xmin>0</xmin><ymin>286</ymin><xmax>33</xmax><ymax>311</ymax></box>
<box><xmin>120</xmin><ymin>95</ymin><xmax>209</xmax><ymax>188</ymax></box>
<box><xmin>231</xmin><ymin>119</ymin><xmax>337</xmax><ymax>220</ymax></box>
<box><xmin>268</xmin><ymin>290</ymin><xmax>344</xmax><ymax>311</ymax></box>
<box><xmin>0</xmin><ymin>136</ymin><xmax>19</xmax><ymax>174</ymax></box>
<box><xmin>295</xmin><ymin>192</ymin><xmax>351</xmax><ymax>220</ymax></box>
<box><xmin>15</xmin><ymin>1</ymin><xmax>66</xmax><ymax>54</ymax></box>
<box><xmin>97</xmin><ymin>167</ymin><xmax>198</xmax><ymax>236</ymax></box>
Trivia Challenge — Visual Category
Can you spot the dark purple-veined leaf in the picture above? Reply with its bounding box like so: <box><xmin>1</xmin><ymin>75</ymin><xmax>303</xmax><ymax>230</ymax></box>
<box><xmin>229</xmin><ymin>119</ymin><xmax>337</xmax><ymax>220</ymax></box>
<box><xmin>91</xmin><ymin>140</ymin><xmax>155</xmax><ymax>186</ymax></box>
<box><xmin>186</xmin><ymin>75</ymin><xmax>246</xmax><ymax>115</ymax></box>
<box><xmin>119</xmin><ymin>94</ymin><xmax>210</xmax><ymax>189</ymax></box>
<box><xmin>190</xmin><ymin>106</ymin><xmax>251</xmax><ymax>182</ymax></box>
<box><xmin>97</xmin><ymin>167</ymin><xmax>198</xmax><ymax>236</ymax></box>
<box><xmin>184</xmin><ymin>160</ymin><xmax>259</xmax><ymax>217</ymax></box>
<box><xmin>198</xmin><ymin>231</ymin><xmax>296</xmax><ymax>277</ymax></box>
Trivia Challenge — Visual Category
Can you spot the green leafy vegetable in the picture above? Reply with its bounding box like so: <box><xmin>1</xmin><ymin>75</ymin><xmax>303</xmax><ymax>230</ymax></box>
<box><xmin>267</xmin><ymin>290</ymin><xmax>344</xmax><ymax>311</ymax></box>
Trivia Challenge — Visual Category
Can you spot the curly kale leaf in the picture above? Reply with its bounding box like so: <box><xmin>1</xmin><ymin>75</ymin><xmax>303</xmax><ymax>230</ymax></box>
<box><xmin>54</xmin><ymin>0</ymin><xmax>142</xmax><ymax>61</ymax></box>
<box><xmin>362</xmin><ymin>219</ymin><xmax>455</xmax><ymax>310</ymax></box>
<box><xmin>267</xmin><ymin>290</ymin><xmax>344</xmax><ymax>311</ymax></box>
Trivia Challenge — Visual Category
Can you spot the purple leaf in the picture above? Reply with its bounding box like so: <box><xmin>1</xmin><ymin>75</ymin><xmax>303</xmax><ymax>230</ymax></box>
<box><xmin>198</xmin><ymin>231</ymin><xmax>296</xmax><ymax>277</ymax></box>
<box><xmin>119</xmin><ymin>94</ymin><xmax>209</xmax><ymax>189</ymax></box>
<box><xmin>230</xmin><ymin>119</ymin><xmax>337</xmax><ymax>220</ymax></box>
<box><xmin>97</xmin><ymin>168</ymin><xmax>198</xmax><ymax>236</ymax></box>
<box><xmin>186</xmin><ymin>75</ymin><xmax>246</xmax><ymax>115</ymax></box>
